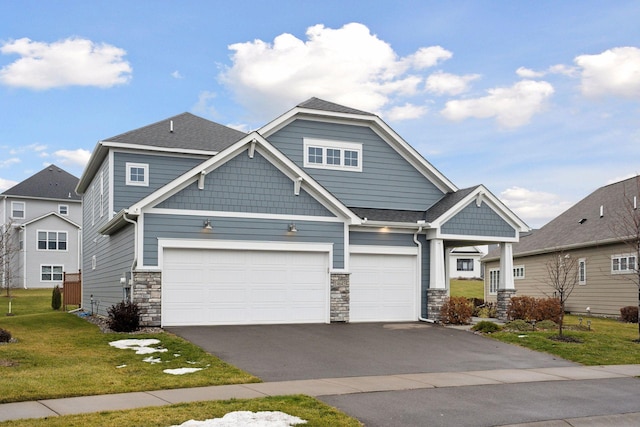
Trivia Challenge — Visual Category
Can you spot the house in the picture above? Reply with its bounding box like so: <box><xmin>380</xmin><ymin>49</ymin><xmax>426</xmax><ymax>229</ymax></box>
<box><xmin>449</xmin><ymin>246</ymin><xmax>484</xmax><ymax>280</ymax></box>
<box><xmin>76</xmin><ymin>98</ymin><xmax>529</xmax><ymax>326</ymax></box>
<box><xmin>1</xmin><ymin>165</ymin><xmax>82</xmax><ymax>289</ymax></box>
<box><xmin>482</xmin><ymin>176</ymin><xmax>640</xmax><ymax>317</ymax></box>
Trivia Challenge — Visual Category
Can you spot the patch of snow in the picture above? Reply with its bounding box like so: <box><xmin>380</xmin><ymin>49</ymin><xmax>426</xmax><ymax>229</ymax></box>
<box><xmin>116</xmin><ymin>365</ymin><xmax>127</xmax><ymax>369</ymax></box>
<box><xmin>170</xmin><ymin>411</ymin><xmax>307</xmax><ymax>426</ymax></box>
<box><xmin>163</xmin><ymin>367</ymin><xmax>203</xmax><ymax>375</ymax></box>
<box><xmin>109</xmin><ymin>339</ymin><xmax>168</xmax><ymax>354</ymax></box>
<box><xmin>143</xmin><ymin>356</ymin><xmax>162</xmax><ymax>364</ymax></box>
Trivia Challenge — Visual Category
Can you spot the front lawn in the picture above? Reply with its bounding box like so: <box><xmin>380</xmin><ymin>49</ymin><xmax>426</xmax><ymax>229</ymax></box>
<box><xmin>450</xmin><ymin>279</ymin><xmax>484</xmax><ymax>299</ymax></box>
<box><xmin>0</xmin><ymin>395</ymin><xmax>362</xmax><ymax>427</ymax></box>
<box><xmin>489</xmin><ymin>315</ymin><xmax>640</xmax><ymax>365</ymax></box>
<box><xmin>0</xmin><ymin>289</ymin><xmax>259</xmax><ymax>404</ymax></box>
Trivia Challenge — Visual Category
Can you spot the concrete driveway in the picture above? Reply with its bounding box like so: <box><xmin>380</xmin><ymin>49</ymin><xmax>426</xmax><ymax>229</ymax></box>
<box><xmin>167</xmin><ymin>322</ymin><xmax>575</xmax><ymax>382</ymax></box>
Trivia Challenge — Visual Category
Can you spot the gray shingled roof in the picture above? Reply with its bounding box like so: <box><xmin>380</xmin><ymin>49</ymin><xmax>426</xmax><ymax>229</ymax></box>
<box><xmin>298</xmin><ymin>97</ymin><xmax>375</xmax><ymax>116</ymax></box>
<box><xmin>424</xmin><ymin>186</ymin><xmax>479</xmax><ymax>222</ymax></box>
<box><xmin>486</xmin><ymin>176</ymin><xmax>640</xmax><ymax>259</ymax></box>
<box><xmin>105</xmin><ymin>112</ymin><xmax>247</xmax><ymax>152</ymax></box>
<box><xmin>2</xmin><ymin>165</ymin><xmax>80</xmax><ymax>200</ymax></box>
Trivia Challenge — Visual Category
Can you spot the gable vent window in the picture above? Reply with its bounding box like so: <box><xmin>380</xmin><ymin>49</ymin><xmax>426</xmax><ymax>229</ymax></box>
<box><xmin>126</xmin><ymin>163</ymin><xmax>149</xmax><ymax>186</ymax></box>
<box><xmin>303</xmin><ymin>138</ymin><xmax>362</xmax><ymax>172</ymax></box>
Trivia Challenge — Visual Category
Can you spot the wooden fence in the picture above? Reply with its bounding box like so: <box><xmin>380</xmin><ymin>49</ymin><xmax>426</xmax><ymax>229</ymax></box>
<box><xmin>63</xmin><ymin>270</ymin><xmax>81</xmax><ymax>310</ymax></box>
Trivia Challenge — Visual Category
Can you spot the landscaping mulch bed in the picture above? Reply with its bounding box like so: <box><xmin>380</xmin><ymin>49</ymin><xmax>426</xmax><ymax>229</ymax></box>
<box><xmin>76</xmin><ymin>310</ymin><xmax>163</xmax><ymax>334</ymax></box>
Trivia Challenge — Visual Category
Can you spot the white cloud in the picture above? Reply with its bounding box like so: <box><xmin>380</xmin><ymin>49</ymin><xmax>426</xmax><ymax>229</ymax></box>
<box><xmin>0</xmin><ymin>157</ymin><xmax>20</xmax><ymax>168</ymax></box>
<box><xmin>0</xmin><ymin>178</ymin><xmax>18</xmax><ymax>192</ymax></box>
<box><xmin>385</xmin><ymin>103</ymin><xmax>428</xmax><ymax>121</ymax></box>
<box><xmin>440</xmin><ymin>80</ymin><xmax>554</xmax><ymax>128</ymax></box>
<box><xmin>425</xmin><ymin>71</ymin><xmax>480</xmax><ymax>95</ymax></box>
<box><xmin>500</xmin><ymin>186</ymin><xmax>573</xmax><ymax>227</ymax></box>
<box><xmin>53</xmin><ymin>149</ymin><xmax>91</xmax><ymax>168</ymax></box>
<box><xmin>515</xmin><ymin>67</ymin><xmax>545</xmax><ymax>78</ymax></box>
<box><xmin>219</xmin><ymin>22</ymin><xmax>452</xmax><ymax>119</ymax></box>
<box><xmin>192</xmin><ymin>91</ymin><xmax>219</xmax><ymax>118</ymax></box>
<box><xmin>0</xmin><ymin>37</ymin><xmax>132</xmax><ymax>89</ymax></box>
<box><xmin>575</xmin><ymin>46</ymin><xmax>640</xmax><ymax>98</ymax></box>
<box><xmin>171</xmin><ymin>70</ymin><xmax>184</xmax><ymax>79</ymax></box>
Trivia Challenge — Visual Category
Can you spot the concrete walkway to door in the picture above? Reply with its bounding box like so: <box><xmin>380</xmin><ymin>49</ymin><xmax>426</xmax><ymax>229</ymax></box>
<box><xmin>166</xmin><ymin>322</ymin><xmax>577</xmax><ymax>382</ymax></box>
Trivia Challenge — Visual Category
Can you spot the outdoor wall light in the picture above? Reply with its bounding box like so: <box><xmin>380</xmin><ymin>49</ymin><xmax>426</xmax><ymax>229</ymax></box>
<box><xmin>203</xmin><ymin>219</ymin><xmax>213</xmax><ymax>230</ymax></box>
<box><xmin>288</xmin><ymin>223</ymin><xmax>298</xmax><ymax>233</ymax></box>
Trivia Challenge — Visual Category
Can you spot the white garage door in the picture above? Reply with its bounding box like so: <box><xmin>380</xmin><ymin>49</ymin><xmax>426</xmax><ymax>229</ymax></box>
<box><xmin>350</xmin><ymin>251</ymin><xmax>418</xmax><ymax>322</ymax></box>
<box><xmin>162</xmin><ymin>247</ymin><xmax>329</xmax><ymax>326</ymax></box>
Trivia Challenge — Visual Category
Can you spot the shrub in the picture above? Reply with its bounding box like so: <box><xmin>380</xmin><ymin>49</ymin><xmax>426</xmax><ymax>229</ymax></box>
<box><xmin>476</xmin><ymin>302</ymin><xmax>497</xmax><ymax>318</ymax></box>
<box><xmin>472</xmin><ymin>321</ymin><xmax>501</xmax><ymax>333</ymax></box>
<box><xmin>51</xmin><ymin>285</ymin><xmax>62</xmax><ymax>310</ymax></box>
<box><xmin>504</xmin><ymin>319</ymin><xmax>534</xmax><ymax>332</ymax></box>
<box><xmin>440</xmin><ymin>296</ymin><xmax>473</xmax><ymax>325</ymax></box>
<box><xmin>0</xmin><ymin>328</ymin><xmax>11</xmax><ymax>343</ymax></box>
<box><xmin>536</xmin><ymin>319</ymin><xmax>558</xmax><ymax>330</ymax></box>
<box><xmin>533</xmin><ymin>298</ymin><xmax>562</xmax><ymax>323</ymax></box>
<box><xmin>507</xmin><ymin>296</ymin><xmax>536</xmax><ymax>321</ymax></box>
<box><xmin>620</xmin><ymin>306</ymin><xmax>639</xmax><ymax>323</ymax></box>
<box><xmin>107</xmin><ymin>301</ymin><xmax>141</xmax><ymax>332</ymax></box>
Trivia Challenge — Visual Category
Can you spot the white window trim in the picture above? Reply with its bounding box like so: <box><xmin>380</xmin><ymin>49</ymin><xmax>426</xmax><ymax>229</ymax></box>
<box><xmin>41</xmin><ymin>264</ymin><xmax>64</xmax><ymax>282</ymax></box>
<box><xmin>578</xmin><ymin>258</ymin><xmax>587</xmax><ymax>285</ymax></box>
<box><xmin>37</xmin><ymin>230</ymin><xmax>68</xmax><ymax>252</ymax></box>
<box><xmin>126</xmin><ymin>162</ymin><xmax>149</xmax><ymax>186</ymax></box>
<box><xmin>303</xmin><ymin>138</ymin><xmax>362</xmax><ymax>172</ymax></box>
<box><xmin>489</xmin><ymin>268</ymin><xmax>500</xmax><ymax>295</ymax></box>
<box><xmin>11</xmin><ymin>201</ymin><xmax>25</xmax><ymax>219</ymax></box>
<box><xmin>611</xmin><ymin>253</ymin><xmax>636</xmax><ymax>275</ymax></box>
<box><xmin>514</xmin><ymin>265</ymin><xmax>525</xmax><ymax>280</ymax></box>
<box><xmin>58</xmin><ymin>204</ymin><xmax>69</xmax><ymax>216</ymax></box>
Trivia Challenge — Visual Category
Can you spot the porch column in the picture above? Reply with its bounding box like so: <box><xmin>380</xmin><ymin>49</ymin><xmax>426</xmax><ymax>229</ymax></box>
<box><xmin>497</xmin><ymin>242</ymin><xmax>516</xmax><ymax>320</ymax></box>
<box><xmin>427</xmin><ymin>238</ymin><xmax>448</xmax><ymax>321</ymax></box>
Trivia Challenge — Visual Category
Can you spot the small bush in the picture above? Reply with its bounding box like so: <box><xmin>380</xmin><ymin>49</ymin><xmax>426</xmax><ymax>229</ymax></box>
<box><xmin>440</xmin><ymin>296</ymin><xmax>473</xmax><ymax>325</ymax></box>
<box><xmin>0</xmin><ymin>328</ymin><xmax>11</xmax><ymax>343</ymax></box>
<box><xmin>504</xmin><ymin>319</ymin><xmax>534</xmax><ymax>332</ymax></box>
<box><xmin>533</xmin><ymin>298</ymin><xmax>562</xmax><ymax>323</ymax></box>
<box><xmin>507</xmin><ymin>296</ymin><xmax>536</xmax><ymax>321</ymax></box>
<box><xmin>476</xmin><ymin>302</ymin><xmax>497</xmax><ymax>318</ymax></box>
<box><xmin>536</xmin><ymin>319</ymin><xmax>558</xmax><ymax>330</ymax></box>
<box><xmin>472</xmin><ymin>321</ymin><xmax>501</xmax><ymax>333</ymax></box>
<box><xmin>107</xmin><ymin>301</ymin><xmax>141</xmax><ymax>332</ymax></box>
<box><xmin>51</xmin><ymin>285</ymin><xmax>62</xmax><ymax>310</ymax></box>
<box><xmin>620</xmin><ymin>306</ymin><xmax>638</xmax><ymax>323</ymax></box>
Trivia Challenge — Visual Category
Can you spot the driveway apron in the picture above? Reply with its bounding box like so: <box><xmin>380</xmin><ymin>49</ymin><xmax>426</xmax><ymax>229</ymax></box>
<box><xmin>167</xmin><ymin>323</ymin><xmax>576</xmax><ymax>382</ymax></box>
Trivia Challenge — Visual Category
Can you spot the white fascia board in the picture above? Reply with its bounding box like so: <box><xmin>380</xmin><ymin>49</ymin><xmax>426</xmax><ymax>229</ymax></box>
<box><xmin>146</xmin><ymin>208</ymin><xmax>345</xmax><ymax>223</ymax></box>
<box><xmin>430</xmin><ymin>230</ymin><xmax>519</xmax><ymax>243</ymax></box>
<box><xmin>259</xmin><ymin>107</ymin><xmax>457</xmax><ymax>194</ymax></box>
<box><xmin>350</xmin><ymin>221</ymin><xmax>431</xmax><ymax>231</ymax></box>
<box><xmin>350</xmin><ymin>245</ymin><xmax>418</xmax><ymax>255</ymax></box>
<box><xmin>430</xmin><ymin>185</ymin><xmax>530</xmax><ymax>232</ymax></box>
<box><xmin>21</xmin><ymin>211</ymin><xmax>81</xmax><ymax>229</ymax></box>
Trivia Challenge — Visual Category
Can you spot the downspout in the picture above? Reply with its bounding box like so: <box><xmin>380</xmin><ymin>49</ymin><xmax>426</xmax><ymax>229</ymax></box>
<box><xmin>414</xmin><ymin>222</ymin><xmax>434</xmax><ymax>323</ymax></box>
<box><xmin>20</xmin><ymin>224</ymin><xmax>26</xmax><ymax>289</ymax></box>
<box><xmin>122</xmin><ymin>212</ymin><xmax>138</xmax><ymax>301</ymax></box>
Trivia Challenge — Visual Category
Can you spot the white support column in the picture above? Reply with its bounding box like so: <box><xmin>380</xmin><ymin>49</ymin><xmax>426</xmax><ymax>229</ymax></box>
<box><xmin>499</xmin><ymin>242</ymin><xmax>515</xmax><ymax>290</ymax></box>
<box><xmin>429</xmin><ymin>239</ymin><xmax>446</xmax><ymax>289</ymax></box>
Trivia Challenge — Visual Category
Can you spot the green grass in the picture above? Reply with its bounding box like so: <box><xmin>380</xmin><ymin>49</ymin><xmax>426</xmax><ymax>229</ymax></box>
<box><xmin>450</xmin><ymin>279</ymin><xmax>484</xmax><ymax>299</ymax></box>
<box><xmin>2</xmin><ymin>288</ymin><xmax>54</xmax><ymax>316</ymax></box>
<box><xmin>0</xmin><ymin>395</ymin><xmax>362</xmax><ymax>427</ymax></box>
<box><xmin>0</xmin><ymin>290</ymin><xmax>259</xmax><ymax>404</ymax></box>
<box><xmin>489</xmin><ymin>315</ymin><xmax>640</xmax><ymax>365</ymax></box>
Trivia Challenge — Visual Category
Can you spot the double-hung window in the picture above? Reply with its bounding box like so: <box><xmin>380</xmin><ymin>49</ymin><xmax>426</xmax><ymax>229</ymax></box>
<box><xmin>41</xmin><ymin>265</ymin><xmax>63</xmax><ymax>282</ymax></box>
<box><xmin>126</xmin><ymin>163</ymin><xmax>149</xmax><ymax>186</ymax></box>
<box><xmin>489</xmin><ymin>269</ymin><xmax>500</xmax><ymax>294</ymax></box>
<box><xmin>303</xmin><ymin>139</ymin><xmax>362</xmax><ymax>172</ymax></box>
<box><xmin>11</xmin><ymin>201</ymin><xmax>25</xmax><ymax>219</ymax></box>
<box><xmin>38</xmin><ymin>231</ymin><xmax>67</xmax><ymax>251</ymax></box>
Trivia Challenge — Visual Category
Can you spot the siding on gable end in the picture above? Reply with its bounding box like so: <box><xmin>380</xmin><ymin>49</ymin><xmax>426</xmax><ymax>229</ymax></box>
<box><xmin>157</xmin><ymin>152</ymin><xmax>335</xmax><ymax>217</ymax></box>
<box><xmin>442</xmin><ymin>203</ymin><xmax>515</xmax><ymax>238</ymax></box>
<box><xmin>113</xmin><ymin>152</ymin><xmax>206</xmax><ymax>212</ymax></box>
<box><xmin>268</xmin><ymin>120</ymin><xmax>445</xmax><ymax>210</ymax></box>
<box><xmin>350</xmin><ymin>231</ymin><xmax>416</xmax><ymax>247</ymax></box>
<box><xmin>143</xmin><ymin>214</ymin><xmax>344</xmax><ymax>268</ymax></box>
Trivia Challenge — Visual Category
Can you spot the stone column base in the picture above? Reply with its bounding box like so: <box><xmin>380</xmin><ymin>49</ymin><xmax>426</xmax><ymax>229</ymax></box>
<box><xmin>132</xmin><ymin>271</ymin><xmax>162</xmax><ymax>327</ymax></box>
<box><xmin>426</xmin><ymin>288</ymin><xmax>448</xmax><ymax>322</ymax></box>
<box><xmin>330</xmin><ymin>273</ymin><xmax>350</xmax><ymax>322</ymax></box>
<box><xmin>497</xmin><ymin>289</ymin><xmax>516</xmax><ymax>321</ymax></box>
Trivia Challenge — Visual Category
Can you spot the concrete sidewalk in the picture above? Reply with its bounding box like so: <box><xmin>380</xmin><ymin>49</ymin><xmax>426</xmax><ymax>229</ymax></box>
<box><xmin>1</xmin><ymin>364</ymin><xmax>639</xmax><ymax>424</ymax></box>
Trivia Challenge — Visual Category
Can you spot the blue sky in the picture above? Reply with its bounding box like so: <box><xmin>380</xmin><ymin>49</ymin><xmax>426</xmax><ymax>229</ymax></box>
<box><xmin>1</xmin><ymin>1</ymin><xmax>639</xmax><ymax>228</ymax></box>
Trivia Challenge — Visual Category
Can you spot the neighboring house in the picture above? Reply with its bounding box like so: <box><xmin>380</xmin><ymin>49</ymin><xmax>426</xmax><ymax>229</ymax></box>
<box><xmin>1</xmin><ymin>165</ymin><xmax>82</xmax><ymax>289</ymax></box>
<box><xmin>449</xmin><ymin>246</ymin><xmax>484</xmax><ymax>280</ymax></box>
<box><xmin>482</xmin><ymin>176</ymin><xmax>640</xmax><ymax>317</ymax></box>
<box><xmin>76</xmin><ymin>98</ymin><xmax>528</xmax><ymax>326</ymax></box>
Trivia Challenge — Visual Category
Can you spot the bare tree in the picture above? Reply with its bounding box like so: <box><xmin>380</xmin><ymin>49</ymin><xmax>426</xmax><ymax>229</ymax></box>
<box><xmin>544</xmin><ymin>250</ymin><xmax>579</xmax><ymax>337</ymax></box>
<box><xmin>609</xmin><ymin>176</ymin><xmax>640</xmax><ymax>341</ymax></box>
<box><xmin>0</xmin><ymin>221</ymin><xmax>20</xmax><ymax>299</ymax></box>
